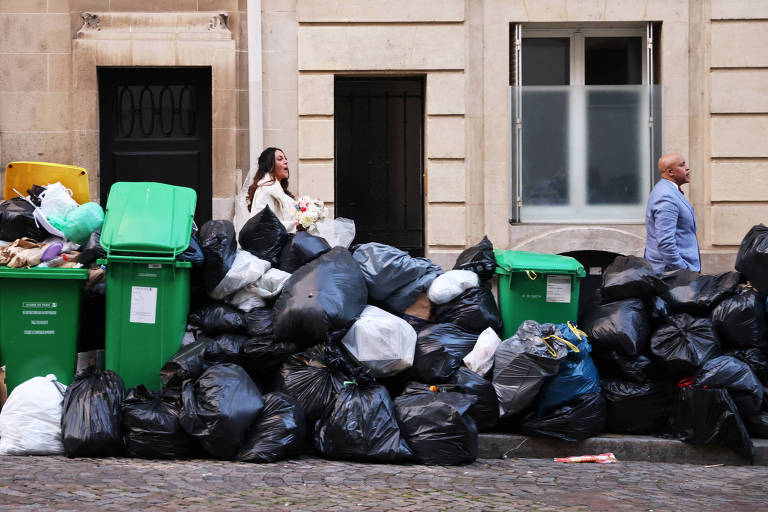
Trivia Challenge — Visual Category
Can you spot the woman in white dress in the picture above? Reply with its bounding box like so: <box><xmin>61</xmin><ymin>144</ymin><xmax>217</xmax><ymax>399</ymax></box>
<box><xmin>246</xmin><ymin>147</ymin><xmax>297</xmax><ymax>233</ymax></box>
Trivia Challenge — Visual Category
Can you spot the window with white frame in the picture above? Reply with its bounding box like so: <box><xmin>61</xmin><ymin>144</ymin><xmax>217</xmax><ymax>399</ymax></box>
<box><xmin>510</xmin><ymin>24</ymin><xmax>662</xmax><ymax>223</ymax></box>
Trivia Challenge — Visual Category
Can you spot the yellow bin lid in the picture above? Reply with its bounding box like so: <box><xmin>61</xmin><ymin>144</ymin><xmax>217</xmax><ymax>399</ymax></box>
<box><xmin>3</xmin><ymin>161</ymin><xmax>90</xmax><ymax>204</ymax></box>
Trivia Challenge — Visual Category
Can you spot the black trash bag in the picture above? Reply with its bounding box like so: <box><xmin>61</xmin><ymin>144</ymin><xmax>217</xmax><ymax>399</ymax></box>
<box><xmin>383</xmin><ymin>259</ymin><xmax>442</xmax><ymax>313</ymax></box>
<box><xmin>433</xmin><ymin>286</ymin><xmax>502</xmax><ymax>334</ymax></box>
<box><xmin>694</xmin><ymin>356</ymin><xmax>764</xmax><ymax>417</ymax></box>
<box><xmin>0</xmin><ymin>197</ymin><xmax>47</xmax><ymax>242</ymax></box>
<box><xmin>601</xmin><ymin>379</ymin><xmax>673</xmax><ymax>434</ymax></box>
<box><xmin>273</xmin><ymin>344</ymin><xmax>352</xmax><ymax>424</ymax></box>
<box><xmin>735</xmin><ymin>224</ymin><xmax>768</xmax><ymax>294</ymax></box>
<box><xmin>724</xmin><ymin>347</ymin><xmax>768</xmax><ymax>384</ymax></box>
<box><xmin>239</xmin><ymin>204</ymin><xmax>290</xmax><ymax>266</ymax></box>
<box><xmin>412</xmin><ymin>323</ymin><xmax>479</xmax><ymax>383</ymax></box>
<box><xmin>651</xmin><ymin>313</ymin><xmax>720</xmax><ymax>376</ymax></box>
<box><xmin>668</xmin><ymin>385</ymin><xmax>754</xmax><ymax>463</ymax></box>
<box><xmin>521</xmin><ymin>392</ymin><xmax>606</xmax><ymax>442</ymax></box>
<box><xmin>121</xmin><ymin>386</ymin><xmax>191</xmax><ymax>459</ymax></box>
<box><xmin>591</xmin><ymin>352</ymin><xmax>655</xmax><ymax>384</ymax></box>
<box><xmin>61</xmin><ymin>367</ymin><xmax>126</xmax><ymax>457</ymax></box>
<box><xmin>645</xmin><ymin>295</ymin><xmax>670</xmax><ymax>325</ymax></box>
<box><xmin>177</xmin><ymin>232</ymin><xmax>205</xmax><ymax>267</ymax></box>
<box><xmin>446</xmin><ymin>367</ymin><xmax>499</xmax><ymax>432</ymax></box>
<box><xmin>179</xmin><ymin>363</ymin><xmax>264</xmax><ymax>460</ymax></box>
<box><xmin>492</xmin><ymin>321</ymin><xmax>569</xmax><ymax>418</ymax></box>
<box><xmin>237</xmin><ymin>392</ymin><xmax>306</xmax><ymax>463</ymax></box>
<box><xmin>746</xmin><ymin>411</ymin><xmax>768</xmax><ymax>439</ymax></box>
<box><xmin>244</xmin><ymin>307</ymin><xmax>274</xmax><ymax>338</ymax></box>
<box><xmin>199</xmin><ymin>220</ymin><xmax>237</xmax><ymax>293</ymax></box>
<box><xmin>601</xmin><ymin>255</ymin><xmax>665</xmax><ymax>301</ymax></box>
<box><xmin>203</xmin><ymin>333</ymin><xmax>247</xmax><ymax>366</ymax></box>
<box><xmin>581</xmin><ymin>298</ymin><xmax>650</xmax><ymax>357</ymax></box>
<box><xmin>314</xmin><ymin>383</ymin><xmax>414</xmax><ymax>462</ymax></box>
<box><xmin>711</xmin><ymin>286</ymin><xmax>768</xmax><ymax>349</ymax></box>
<box><xmin>160</xmin><ymin>337</ymin><xmax>213</xmax><ymax>389</ymax></box>
<box><xmin>394</xmin><ymin>383</ymin><xmax>478</xmax><ymax>465</ymax></box>
<box><xmin>277</xmin><ymin>231</ymin><xmax>331</xmax><ymax>273</ymax></box>
<box><xmin>241</xmin><ymin>335</ymin><xmax>298</xmax><ymax>376</ymax></box>
<box><xmin>352</xmin><ymin>242</ymin><xmax>431</xmax><ymax>301</ymax></box>
<box><xmin>661</xmin><ymin>269</ymin><xmax>742</xmax><ymax>316</ymax></box>
<box><xmin>399</xmin><ymin>313</ymin><xmax>434</xmax><ymax>334</ymax></box>
<box><xmin>453</xmin><ymin>235</ymin><xmax>496</xmax><ymax>281</ymax></box>
<box><xmin>79</xmin><ymin>228</ymin><xmax>107</xmax><ymax>267</ymax></box>
<box><xmin>188</xmin><ymin>302</ymin><xmax>247</xmax><ymax>336</ymax></box>
<box><xmin>273</xmin><ymin>247</ymin><xmax>368</xmax><ymax>347</ymax></box>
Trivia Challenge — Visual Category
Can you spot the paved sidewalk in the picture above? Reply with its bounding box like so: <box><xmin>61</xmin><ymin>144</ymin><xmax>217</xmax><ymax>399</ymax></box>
<box><xmin>0</xmin><ymin>455</ymin><xmax>766</xmax><ymax>511</ymax></box>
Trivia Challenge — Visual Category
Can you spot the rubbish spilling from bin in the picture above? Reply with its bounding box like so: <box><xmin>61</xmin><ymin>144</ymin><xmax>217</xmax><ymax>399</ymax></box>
<box><xmin>4</xmin><ymin>178</ymin><xmax>768</xmax><ymax>467</ymax></box>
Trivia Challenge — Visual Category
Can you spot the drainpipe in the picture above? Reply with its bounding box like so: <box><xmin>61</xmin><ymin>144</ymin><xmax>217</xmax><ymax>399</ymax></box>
<box><xmin>247</xmin><ymin>0</ymin><xmax>263</xmax><ymax>171</ymax></box>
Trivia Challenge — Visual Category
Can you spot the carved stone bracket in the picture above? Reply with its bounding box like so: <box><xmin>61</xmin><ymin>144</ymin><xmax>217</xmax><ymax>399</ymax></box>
<box><xmin>209</xmin><ymin>13</ymin><xmax>229</xmax><ymax>31</ymax></box>
<box><xmin>80</xmin><ymin>12</ymin><xmax>100</xmax><ymax>31</ymax></box>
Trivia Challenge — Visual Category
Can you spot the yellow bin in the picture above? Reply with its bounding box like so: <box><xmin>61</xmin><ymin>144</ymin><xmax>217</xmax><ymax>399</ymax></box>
<box><xmin>3</xmin><ymin>162</ymin><xmax>90</xmax><ymax>204</ymax></box>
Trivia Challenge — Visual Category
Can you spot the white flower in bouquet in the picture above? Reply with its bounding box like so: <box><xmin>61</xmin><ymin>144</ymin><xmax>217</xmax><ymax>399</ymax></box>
<box><xmin>293</xmin><ymin>196</ymin><xmax>329</xmax><ymax>229</ymax></box>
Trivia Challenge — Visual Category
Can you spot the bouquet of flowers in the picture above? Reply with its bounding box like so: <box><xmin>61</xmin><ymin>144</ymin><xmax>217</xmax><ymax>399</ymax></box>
<box><xmin>293</xmin><ymin>196</ymin><xmax>329</xmax><ymax>230</ymax></box>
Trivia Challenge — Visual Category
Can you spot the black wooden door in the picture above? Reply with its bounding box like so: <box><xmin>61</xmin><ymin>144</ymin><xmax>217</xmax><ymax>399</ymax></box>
<box><xmin>335</xmin><ymin>78</ymin><xmax>424</xmax><ymax>256</ymax></box>
<box><xmin>98</xmin><ymin>67</ymin><xmax>212</xmax><ymax>224</ymax></box>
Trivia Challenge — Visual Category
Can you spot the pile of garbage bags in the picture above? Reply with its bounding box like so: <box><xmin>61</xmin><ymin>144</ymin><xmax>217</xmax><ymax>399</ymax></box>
<box><xmin>0</xmin><ymin>222</ymin><xmax>503</xmax><ymax>465</ymax></box>
<box><xmin>5</xmin><ymin>216</ymin><xmax>768</xmax><ymax>465</ymax></box>
<box><xmin>581</xmin><ymin>251</ymin><xmax>768</xmax><ymax>462</ymax></box>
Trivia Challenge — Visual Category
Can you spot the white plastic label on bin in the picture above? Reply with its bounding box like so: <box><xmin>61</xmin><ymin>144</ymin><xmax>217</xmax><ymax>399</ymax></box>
<box><xmin>545</xmin><ymin>275</ymin><xmax>571</xmax><ymax>303</ymax></box>
<box><xmin>129</xmin><ymin>286</ymin><xmax>157</xmax><ymax>324</ymax></box>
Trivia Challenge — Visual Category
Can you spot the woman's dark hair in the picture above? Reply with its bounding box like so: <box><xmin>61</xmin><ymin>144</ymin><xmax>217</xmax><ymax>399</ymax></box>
<box><xmin>246</xmin><ymin>147</ymin><xmax>295</xmax><ymax>211</ymax></box>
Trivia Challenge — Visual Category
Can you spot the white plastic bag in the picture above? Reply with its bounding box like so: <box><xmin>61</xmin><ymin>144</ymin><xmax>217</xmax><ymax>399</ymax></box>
<box><xmin>209</xmin><ymin>249</ymin><xmax>271</xmax><ymax>300</ymax></box>
<box><xmin>341</xmin><ymin>305</ymin><xmax>417</xmax><ymax>377</ymax></box>
<box><xmin>427</xmin><ymin>270</ymin><xmax>480</xmax><ymax>305</ymax></box>
<box><xmin>228</xmin><ymin>267</ymin><xmax>291</xmax><ymax>312</ymax></box>
<box><xmin>39</xmin><ymin>182</ymin><xmax>79</xmax><ymax>220</ymax></box>
<box><xmin>463</xmin><ymin>327</ymin><xmax>502</xmax><ymax>377</ymax></box>
<box><xmin>0</xmin><ymin>374</ymin><xmax>67</xmax><ymax>455</ymax></box>
<box><xmin>308</xmin><ymin>217</ymin><xmax>356</xmax><ymax>248</ymax></box>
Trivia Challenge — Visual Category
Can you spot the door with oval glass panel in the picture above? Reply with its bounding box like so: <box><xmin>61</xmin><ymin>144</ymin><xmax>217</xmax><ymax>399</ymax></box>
<box><xmin>98</xmin><ymin>67</ymin><xmax>212</xmax><ymax>224</ymax></box>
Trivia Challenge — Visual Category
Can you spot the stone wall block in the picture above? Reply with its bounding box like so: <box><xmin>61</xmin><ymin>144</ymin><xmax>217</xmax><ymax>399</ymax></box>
<box><xmin>213</xmin><ymin>128</ymin><xmax>237</xmax><ymax>196</ymax></box>
<box><xmin>712</xmin><ymin>116</ymin><xmax>768</xmax><ymax>158</ymax></box>
<box><xmin>712</xmin><ymin>21</ymin><xmax>768</xmax><ymax>68</ymax></box>
<box><xmin>298</xmin><ymin>25</ymin><xmax>465</xmax><ymax>71</ymax></box>
<box><xmin>298</xmin><ymin>118</ymin><xmax>333</xmax><ymax>159</ymax></box>
<box><xmin>297</xmin><ymin>0</ymin><xmax>464</xmax><ymax>22</ymax></box>
<box><xmin>0</xmin><ymin>92</ymin><xmax>71</xmax><ymax>131</ymax></box>
<box><xmin>711</xmin><ymin>161</ymin><xmax>768</xmax><ymax>201</ymax></box>
<box><xmin>298</xmin><ymin>74</ymin><xmax>333</xmax><ymax>115</ymax></box>
<box><xmin>1</xmin><ymin>131</ymin><xmax>72</xmax><ymax>164</ymax></box>
<box><xmin>427</xmin><ymin>117</ymin><xmax>466</xmax><ymax>159</ymax></box>
<box><xmin>297</xmin><ymin>161</ymin><xmax>334</xmax><ymax>201</ymax></box>
<box><xmin>428</xmin><ymin>205</ymin><xmax>467</xmax><ymax>246</ymax></box>
<box><xmin>427</xmin><ymin>73</ymin><xmax>465</xmax><ymax>115</ymax></box>
<box><xmin>712</xmin><ymin>205</ymin><xmax>768</xmax><ymax>245</ymax></box>
<box><xmin>427</xmin><ymin>161</ymin><xmax>466</xmax><ymax>203</ymax></box>
<box><xmin>0</xmin><ymin>54</ymin><xmax>47</xmax><ymax>93</ymax></box>
<box><xmin>711</xmin><ymin>70</ymin><xmax>768</xmax><ymax>113</ymax></box>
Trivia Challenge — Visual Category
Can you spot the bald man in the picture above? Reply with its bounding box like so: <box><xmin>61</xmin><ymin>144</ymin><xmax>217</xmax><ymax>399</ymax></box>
<box><xmin>644</xmin><ymin>153</ymin><xmax>701</xmax><ymax>273</ymax></box>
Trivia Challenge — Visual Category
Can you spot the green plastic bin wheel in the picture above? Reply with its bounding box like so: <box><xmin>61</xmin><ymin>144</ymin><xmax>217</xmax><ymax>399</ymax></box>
<box><xmin>103</xmin><ymin>258</ymin><xmax>191</xmax><ymax>390</ymax></box>
<box><xmin>0</xmin><ymin>267</ymin><xmax>88</xmax><ymax>395</ymax></box>
<box><xmin>494</xmin><ymin>250</ymin><xmax>586</xmax><ymax>339</ymax></box>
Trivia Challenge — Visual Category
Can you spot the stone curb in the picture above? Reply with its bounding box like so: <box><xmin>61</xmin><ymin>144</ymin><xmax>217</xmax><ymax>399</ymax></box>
<box><xmin>478</xmin><ymin>433</ymin><xmax>768</xmax><ymax>466</ymax></box>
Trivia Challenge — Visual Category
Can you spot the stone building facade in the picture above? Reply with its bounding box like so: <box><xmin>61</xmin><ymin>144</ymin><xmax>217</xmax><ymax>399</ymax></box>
<box><xmin>0</xmin><ymin>0</ymin><xmax>765</xmax><ymax>271</ymax></box>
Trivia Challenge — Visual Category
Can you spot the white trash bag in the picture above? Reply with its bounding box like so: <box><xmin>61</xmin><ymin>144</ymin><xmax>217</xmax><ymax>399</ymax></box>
<box><xmin>341</xmin><ymin>305</ymin><xmax>417</xmax><ymax>377</ymax></box>
<box><xmin>308</xmin><ymin>217</ymin><xmax>356</xmax><ymax>249</ymax></box>
<box><xmin>427</xmin><ymin>270</ymin><xmax>480</xmax><ymax>305</ymax></box>
<box><xmin>0</xmin><ymin>374</ymin><xmax>67</xmax><ymax>455</ymax></box>
<box><xmin>210</xmin><ymin>249</ymin><xmax>271</xmax><ymax>300</ymax></box>
<box><xmin>463</xmin><ymin>327</ymin><xmax>502</xmax><ymax>377</ymax></box>
<box><xmin>228</xmin><ymin>267</ymin><xmax>292</xmax><ymax>312</ymax></box>
<box><xmin>39</xmin><ymin>182</ymin><xmax>79</xmax><ymax>220</ymax></box>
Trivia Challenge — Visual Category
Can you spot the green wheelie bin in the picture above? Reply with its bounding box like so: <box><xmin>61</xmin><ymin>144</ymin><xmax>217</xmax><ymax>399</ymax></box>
<box><xmin>0</xmin><ymin>266</ymin><xmax>88</xmax><ymax>394</ymax></box>
<box><xmin>99</xmin><ymin>182</ymin><xmax>196</xmax><ymax>389</ymax></box>
<box><xmin>494</xmin><ymin>250</ymin><xmax>586</xmax><ymax>339</ymax></box>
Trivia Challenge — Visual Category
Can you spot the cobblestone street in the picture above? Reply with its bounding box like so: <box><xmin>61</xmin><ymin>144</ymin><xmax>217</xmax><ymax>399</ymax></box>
<box><xmin>0</xmin><ymin>455</ymin><xmax>766</xmax><ymax>511</ymax></box>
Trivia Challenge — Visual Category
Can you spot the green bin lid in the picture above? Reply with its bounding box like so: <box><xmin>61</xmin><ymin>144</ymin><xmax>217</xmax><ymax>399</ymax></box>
<box><xmin>0</xmin><ymin>267</ymin><xmax>89</xmax><ymax>279</ymax></box>
<box><xmin>494</xmin><ymin>249</ymin><xmax>586</xmax><ymax>277</ymax></box>
<box><xmin>100</xmin><ymin>182</ymin><xmax>197</xmax><ymax>256</ymax></box>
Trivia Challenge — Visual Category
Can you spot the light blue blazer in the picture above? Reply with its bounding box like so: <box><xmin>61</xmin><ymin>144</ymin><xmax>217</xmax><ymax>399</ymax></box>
<box><xmin>644</xmin><ymin>179</ymin><xmax>701</xmax><ymax>273</ymax></box>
